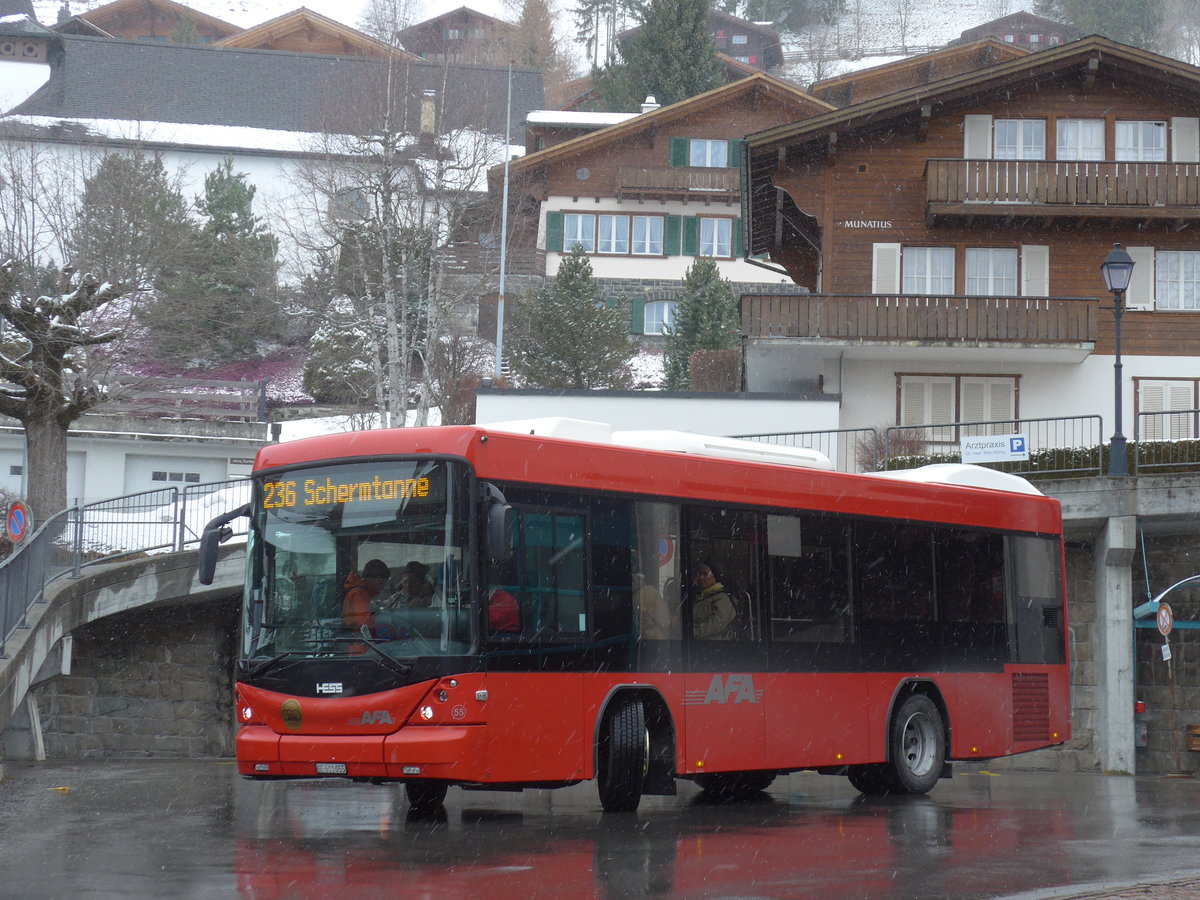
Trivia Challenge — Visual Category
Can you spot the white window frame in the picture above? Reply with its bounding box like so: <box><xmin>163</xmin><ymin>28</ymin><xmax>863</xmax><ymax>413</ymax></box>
<box><xmin>1116</xmin><ymin>120</ymin><xmax>1167</xmax><ymax>162</ymax></box>
<box><xmin>644</xmin><ymin>300</ymin><xmax>676</xmax><ymax>335</ymax></box>
<box><xmin>699</xmin><ymin>217</ymin><xmax>732</xmax><ymax>258</ymax></box>
<box><xmin>994</xmin><ymin>118</ymin><xmax>1046</xmax><ymax>160</ymax></box>
<box><xmin>563</xmin><ymin>212</ymin><xmax>595</xmax><ymax>253</ymax></box>
<box><xmin>1056</xmin><ymin>119</ymin><xmax>1104</xmax><ymax>161</ymax></box>
<box><xmin>901</xmin><ymin>247</ymin><xmax>955</xmax><ymax>295</ymax></box>
<box><xmin>965</xmin><ymin>248</ymin><xmax>1018</xmax><ymax>296</ymax></box>
<box><xmin>1137</xmin><ymin>379</ymin><xmax>1198</xmax><ymax>440</ymax></box>
<box><xmin>899</xmin><ymin>374</ymin><xmax>1017</xmax><ymax>440</ymax></box>
<box><xmin>689</xmin><ymin>139</ymin><xmax>728</xmax><ymax>168</ymax></box>
<box><xmin>631</xmin><ymin>215</ymin><xmax>664</xmax><ymax>256</ymax></box>
<box><xmin>597</xmin><ymin>214</ymin><xmax>629</xmax><ymax>254</ymax></box>
<box><xmin>1155</xmin><ymin>250</ymin><xmax>1200</xmax><ymax>310</ymax></box>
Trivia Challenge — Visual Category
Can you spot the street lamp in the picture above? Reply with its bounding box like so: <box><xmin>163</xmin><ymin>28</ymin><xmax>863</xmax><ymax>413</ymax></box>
<box><xmin>1100</xmin><ymin>242</ymin><xmax>1135</xmax><ymax>476</ymax></box>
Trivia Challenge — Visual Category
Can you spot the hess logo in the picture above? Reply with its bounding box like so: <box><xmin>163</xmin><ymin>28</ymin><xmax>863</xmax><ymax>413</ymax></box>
<box><xmin>351</xmin><ymin>710</ymin><xmax>395</xmax><ymax>726</ymax></box>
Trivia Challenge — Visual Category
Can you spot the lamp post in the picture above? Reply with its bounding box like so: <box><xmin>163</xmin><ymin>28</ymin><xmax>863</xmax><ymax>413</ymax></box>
<box><xmin>1100</xmin><ymin>243</ymin><xmax>1135</xmax><ymax>476</ymax></box>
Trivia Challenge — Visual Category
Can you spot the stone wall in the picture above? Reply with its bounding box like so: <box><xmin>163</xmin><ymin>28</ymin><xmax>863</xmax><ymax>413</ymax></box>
<box><xmin>33</xmin><ymin>598</ymin><xmax>239</xmax><ymax>759</ymax></box>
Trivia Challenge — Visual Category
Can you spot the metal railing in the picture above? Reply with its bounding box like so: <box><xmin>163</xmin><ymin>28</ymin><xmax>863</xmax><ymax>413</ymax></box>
<box><xmin>0</xmin><ymin>479</ymin><xmax>250</xmax><ymax>657</ymax></box>
<box><xmin>882</xmin><ymin>415</ymin><xmax>1105</xmax><ymax>477</ymax></box>
<box><xmin>732</xmin><ymin>427</ymin><xmax>880</xmax><ymax>473</ymax></box>
<box><xmin>1135</xmin><ymin>408</ymin><xmax>1200</xmax><ymax>474</ymax></box>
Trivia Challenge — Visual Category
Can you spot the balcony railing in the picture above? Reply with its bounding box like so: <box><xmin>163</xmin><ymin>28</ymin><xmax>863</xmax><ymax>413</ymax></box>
<box><xmin>617</xmin><ymin>165</ymin><xmax>739</xmax><ymax>199</ymax></box>
<box><xmin>926</xmin><ymin>159</ymin><xmax>1200</xmax><ymax>215</ymax></box>
<box><xmin>741</xmin><ymin>293</ymin><xmax>1096</xmax><ymax>344</ymax></box>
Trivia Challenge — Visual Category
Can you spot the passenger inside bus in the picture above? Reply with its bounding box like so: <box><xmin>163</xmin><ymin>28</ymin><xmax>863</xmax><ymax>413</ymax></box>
<box><xmin>342</xmin><ymin>558</ymin><xmax>390</xmax><ymax>635</ymax></box>
<box><xmin>486</xmin><ymin>560</ymin><xmax>520</xmax><ymax>633</ymax></box>
<box><xmin>691</xmin><ymin>562</ymin><xmax>737</xmax><ymax>640</ymax></box>
<box><xmin>634</xmin><ymin>572</ymin><xmax>669</xmax><ymax>640</ymax></box>
<box><xmin>386</xmin><ymin>560</ymin><xmax>435</xmax><ymax>608</ymax></box>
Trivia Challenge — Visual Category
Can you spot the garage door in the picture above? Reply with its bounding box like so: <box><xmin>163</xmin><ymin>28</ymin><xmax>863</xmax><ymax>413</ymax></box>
<box><xmin>124</xmin><ymin>454</ymin><xmax>228</xmax><ymax>495</ymax></box>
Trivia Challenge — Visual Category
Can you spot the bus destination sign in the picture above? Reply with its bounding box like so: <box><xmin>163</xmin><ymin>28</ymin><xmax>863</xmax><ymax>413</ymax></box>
<box><xmin>262</xmin><ymin>474</ymin><xmax>431</xmax><ymax>510</ymax></box>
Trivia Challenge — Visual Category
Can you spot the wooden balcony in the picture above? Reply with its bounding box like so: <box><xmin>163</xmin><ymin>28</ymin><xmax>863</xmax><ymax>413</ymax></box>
<box><xmin>742</xmin><ymin>293</ymin><xmax>1096</xmax><ymax>345</ymax></box>
<box><xmin>616</xmin><ymin>165</ymin><xmax>739</xmax><ymax>202</ymax></box>
<box><xmin>925</xmin><ymin>159</ymin><xmax>1200</xmax><ymax>224</ymax></box>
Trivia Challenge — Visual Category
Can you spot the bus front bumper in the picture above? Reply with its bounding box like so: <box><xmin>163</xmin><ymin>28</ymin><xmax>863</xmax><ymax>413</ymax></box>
<box><xmin>237</xmin><ymin>724</ymin><xmax>486</xmax><ymax>781</ymax></box>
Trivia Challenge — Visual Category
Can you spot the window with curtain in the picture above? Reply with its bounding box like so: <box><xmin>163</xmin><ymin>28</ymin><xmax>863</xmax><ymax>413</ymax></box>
<box><xmin>994</xmin><ymin>118</ymin><xmax>1046</xmax><ymax>159</ymax></box>
<box><xmin>644</xmin><ymin>300</ymin><xmax>676</xmax><ymax>335</ymax></box>
<box><xmin>597</xmin><ymin>214</ymin><xmax>629</xmax><ymax>254</ymax></box>
<box><xmin>631</xmin><ymin>216</ymin><xmax>664</xmax><ymax>255</ymax></box>
<box><xmin>689</xmin><ymin>139</ymin><xmax>728</xmax><ymax>167</ymax></box>
<box><xmin>902</xmin><ymin>247</ymin><xmax>955</xmax><ymax>294</ymax></box>
<box><xmin>563</xmin><ymin>213</ymin><xmax>595</xmax><ymax>253</ymax></box>
<box><xmin>966</xmin><ymin>248</ymin><xmax>1018</xmax><ymax>296</ymax></box>
<box><xmin>1116</xmin><ymin>121</ymin><xmax>1167</xmax><ymax>161</ymax></box>
<box><xmin>1056</xmin><ymin>119</ymin><xmax>1104</xmax><ymax>160</ymax></box>
<box><xmin>1156</xmin><ymin>250</ymin><xmax>1200</xmax><ymax>309</ymax></box>
<box><xmin>699</xmin><ymin>217</ymin><xmax>732</xmax><ymax>257</ymax></box>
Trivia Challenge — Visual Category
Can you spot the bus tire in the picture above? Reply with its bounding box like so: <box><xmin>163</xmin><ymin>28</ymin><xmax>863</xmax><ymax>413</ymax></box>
<box><xmin>884</xmin><ymin>694</ymin><xmax>945</xmax><ymax>795</ymax></box>
<box><xmin>405</xmin><ymin>780</ymin><xmax>449</xmax><ymax>811</ymax></box>
<box><xmin>695</xmin><ymin>771</ymin><xmax>776</xmax><ymax>798</ymax></box>
<box><xmin>846</xmin><ymin>765</ymin><xmax>892</xmax><ymax>795</ymax></box>
<box><xmin>597</xmin><ymin>695</ymin><xmax>647</xmax><ymax>813</ymax></box>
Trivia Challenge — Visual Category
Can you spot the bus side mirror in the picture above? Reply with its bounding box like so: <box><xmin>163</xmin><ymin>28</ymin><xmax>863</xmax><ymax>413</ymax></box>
<box><xmin>198</xmin><ymin>503</ymin><xmax>251</xmax><ymax>585</ymax></box>
<box><xmin>483</xmin><ymin>483</ymin><xmax>512</xmax><ymax>563</ymax></box>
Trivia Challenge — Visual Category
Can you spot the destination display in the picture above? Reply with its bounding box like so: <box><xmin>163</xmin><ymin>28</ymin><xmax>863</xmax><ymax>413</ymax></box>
<box><xmin>259</xmin><ymin>462</ymin><xmax>443</xmax><ymax>511</ymax></box>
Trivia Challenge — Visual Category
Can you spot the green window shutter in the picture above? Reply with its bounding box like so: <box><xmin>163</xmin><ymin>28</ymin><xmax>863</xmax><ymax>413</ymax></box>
<box><xmin>545</xmin><ymin>210</ymin><xmax>563</xmax><ymax>252</ymax></box>
<box><xmin>664</xmin><ymin>214</ymin><xmax>682</xmax><ymax>255</ymax></box>
<box><xmin>605</xmin><ymin>296</ymin><xmax>620</xmax><ymax>310</ymax></box>
<box><xmin>728</xmin><ymin>139</ymin><xmax>741</xmax><ymax>168</ymax></box>
<box><xmin>629</xmin><ymin>297</ymin><xmax>645</xmax><ymax>334</ymax></box>
<box><xmin>733</xmin><ymin>217</ymin><xmax>743</xmax><ymax>258</ymax></box>
<box><xmin>669</xmin><ymin>136</ymin><xmax>689</xmax><ymax>167</ymax></box>
<box><xmin>682</xmin><ymin>216</ymin><xmax>699</xmax><ymax>256</ymax></box>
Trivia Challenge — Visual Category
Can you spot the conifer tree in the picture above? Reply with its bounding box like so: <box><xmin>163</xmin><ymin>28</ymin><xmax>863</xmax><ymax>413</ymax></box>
<box><xmin>141</xmin><ymin>158</ymin><xmax>281</xmax><ymax>365</ymax></box>
<box><xmin>597</xmin><ymin>0</ymin><xmax>723</xmax><ymax>110</ymax></box>
<box><xmin>507</xmin><ymin>247</ymin><xmax>634</xmax><ymax>388</ymax></box>
<box><xmin>663</xmin><ymin>257</ymin><xmax>738</xmax><ymax>390</ymax></box>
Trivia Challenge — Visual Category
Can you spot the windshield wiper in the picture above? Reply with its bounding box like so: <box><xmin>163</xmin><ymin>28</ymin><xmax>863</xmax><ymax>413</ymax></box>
<box><xmin>246</xmin><ymin>651</ymin><xmax>297</xmax><ymax>679</ymax></box>
<box><xmin>324</xmin><ymin>636</ymin><xmax>414</xmax><ymax>678</ymax></box>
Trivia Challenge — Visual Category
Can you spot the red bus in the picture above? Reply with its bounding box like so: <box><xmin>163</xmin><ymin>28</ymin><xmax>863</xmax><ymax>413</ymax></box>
<box><xmin>200</xmin><ymin>418</ymin><xmax>1070</xmax><ymax>812</ymax></box>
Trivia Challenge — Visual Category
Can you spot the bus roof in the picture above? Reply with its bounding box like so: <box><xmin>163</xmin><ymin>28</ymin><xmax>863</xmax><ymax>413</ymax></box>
<box><xmin>254</xmin><ymin>421</ymin><xmax>1060</xmax><ymax>535</ymax></box>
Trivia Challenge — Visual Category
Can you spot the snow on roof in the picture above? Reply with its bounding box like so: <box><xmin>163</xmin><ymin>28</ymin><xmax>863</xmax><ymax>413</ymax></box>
<box><xmin>526</xmin><ymin>110</ymin><xmax>640</xmax><ymax>127</ymax></box>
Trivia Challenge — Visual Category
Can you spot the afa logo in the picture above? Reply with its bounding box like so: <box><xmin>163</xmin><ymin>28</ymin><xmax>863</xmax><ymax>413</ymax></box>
<box><xmin>684</xmin><ymin>674</ymin><xmax>762</xmax><ymax>705</ymax></box>
<box><xmin>351</xmin><ymin>710</ymin><xmax>395</xmax><ymax>726</ymax></box>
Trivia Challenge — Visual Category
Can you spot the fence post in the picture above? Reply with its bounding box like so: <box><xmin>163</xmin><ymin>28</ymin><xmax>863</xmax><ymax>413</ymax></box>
<box><xmin>71</xmin><ymin>502</ymin><xmax>84</xmax><ymax>579</ymax></box>
<box><xmin>177</xmin><ymin>487</ymin><xmax>188</xmax><ymax>553</ymax></box>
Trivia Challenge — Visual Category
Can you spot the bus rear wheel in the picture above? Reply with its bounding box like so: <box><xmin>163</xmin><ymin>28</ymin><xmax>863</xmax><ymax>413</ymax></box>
<box><xmin>597</xmin><ymin>695</ymin><xmax>647</xmax><ymax>813</ymax></box>
<box><xmin>405</xmin><ymin>780</ymin><xmax>449</xmax><ymax>812</ymax></box>
<box><xmin>695</xmin><ymin>771</ymin><xmax>776</xmax><ymax>799</ymax></box>
<box><xmin>884</xmin><ymin>694</ymin><xmax>945</xmax><ymax>795</ymax></box>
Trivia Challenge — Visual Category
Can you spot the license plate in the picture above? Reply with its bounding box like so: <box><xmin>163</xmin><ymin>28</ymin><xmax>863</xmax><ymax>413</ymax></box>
<box><xmin>315</xmin><ymin>762</ymin><xmax>347</xmax><ymax>775</ymax></box>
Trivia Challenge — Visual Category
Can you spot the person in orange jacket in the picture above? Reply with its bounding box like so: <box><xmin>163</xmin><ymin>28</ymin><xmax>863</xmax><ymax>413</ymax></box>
<box><xmin>343</xmin><ymin>559</ymin><xmax>390</xmax><ymax>636</ymax></box>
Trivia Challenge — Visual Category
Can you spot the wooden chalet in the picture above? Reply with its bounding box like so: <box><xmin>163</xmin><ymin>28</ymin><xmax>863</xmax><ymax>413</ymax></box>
<box><xmin>951</xmin><ymin>11</ymin><xmax>1081</xmax><ymax>53</ymax></box>
<box><xmin>496</xmin><ymin>73</ymin><xmax>831</xmax><ymax>337</ymax></box>
<box><xmin>810</xmin><ymin>39</ymin><xmax>1028</xmax><ymax>107</ymax></box>
<box><xmin>214</xmin><ymin>9</ymin><xmax>416</xmax><ymax>60</ymax></box>
<box><xmin>742</xmin><ymin>35</ymin><xmax>1200</xmax><ymax>438</ymax></box>
<box><xmin>397</xmin><ymin>6</ymin><xmax>515</xmax><ymax>66</ymax></box>
<box><xmin>618</xmin><ymin>9</ymin><xmax>783</xmax><ymax>72</ymax></box>
<box><xmin>51</xmin><ymin>0</ymin><xmax>238</xmax><ymax>42</ymax></box>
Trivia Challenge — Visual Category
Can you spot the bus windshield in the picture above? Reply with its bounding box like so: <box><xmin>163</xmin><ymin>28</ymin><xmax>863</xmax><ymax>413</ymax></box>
<box><xmin>245</xmin><ymin>458</ymin><xmax>473</xmax><ymax>663</ymax></box>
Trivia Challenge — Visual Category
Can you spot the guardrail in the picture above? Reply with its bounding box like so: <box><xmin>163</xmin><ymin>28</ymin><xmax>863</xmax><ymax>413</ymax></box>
<box><xmin>0</xmin><ymin>479</ymin><xmax>250</xmax><ymax>657</ymax></box>
<box><xmin>1135</xmin><ymin>408</ymin><xmax>1200</xmax><ymax>474</ymax></box>
<box><xmin>882</xmin><ymin>415</ymin><xmax>1105</xmax><ymax>477</ymax></box>
<box><xmin>732</xmin><ymin>427</ymin><xmax>879</xmax><ymax>473</ymax></box>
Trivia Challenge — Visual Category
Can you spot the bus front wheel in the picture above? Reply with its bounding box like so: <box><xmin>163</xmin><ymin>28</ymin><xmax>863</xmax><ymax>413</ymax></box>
<box><xmin>884</xmin><ymin>694</ymin><xmax>945</xmax><ymax>794</ymax></box>
<box><xmin>405</xmin><ymin>780</ymin><xmax>449</xmax><ymax>812</ymax></box>
<box><xmin>597</xmin><ymin>695</ymin><xmax>647</xmax><ymax>813</ymax></box>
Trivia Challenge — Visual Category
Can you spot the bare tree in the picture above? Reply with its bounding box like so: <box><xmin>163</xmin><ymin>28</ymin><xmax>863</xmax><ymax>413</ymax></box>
<box><xmin>357</xmin><ymin>0</ymin><xmax>426</xmax><ymax>46</ymax></box>
<box><xmin>282</xmin><ymin>59</ymin><xmax>504</xmax><ymax>428</ymax></box>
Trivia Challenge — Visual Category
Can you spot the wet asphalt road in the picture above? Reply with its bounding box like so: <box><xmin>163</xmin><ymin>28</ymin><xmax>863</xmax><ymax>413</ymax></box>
<box><xmin>1</xmin><ymin>760</ymin><xmax>1199</xmax><ymax>900</ymax></box>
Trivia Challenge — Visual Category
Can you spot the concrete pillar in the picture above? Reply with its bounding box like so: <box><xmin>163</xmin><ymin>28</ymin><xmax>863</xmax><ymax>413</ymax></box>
<box><xmin>1095</xmin><ymin>514</ymin><xmax>1137</xmax><ymax>773</ymax></box>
